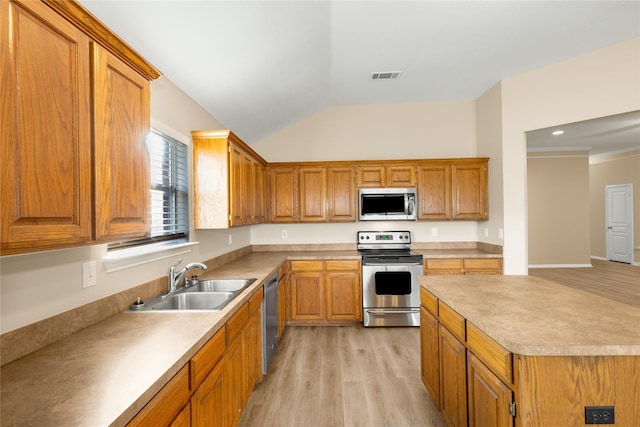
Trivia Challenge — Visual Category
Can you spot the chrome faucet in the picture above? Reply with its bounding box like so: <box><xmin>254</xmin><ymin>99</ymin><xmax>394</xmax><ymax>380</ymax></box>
<box><xmin>168</xmin><ymin>258</ymin><xmax>208</xmax><ymax>293</ymax></box>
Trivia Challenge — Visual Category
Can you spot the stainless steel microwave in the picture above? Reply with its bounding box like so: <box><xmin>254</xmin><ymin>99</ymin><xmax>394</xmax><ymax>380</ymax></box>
<box><xmin>359</xmin><ymin>187</ymin><xmax>417</xmax><ymax>221</ymax></box>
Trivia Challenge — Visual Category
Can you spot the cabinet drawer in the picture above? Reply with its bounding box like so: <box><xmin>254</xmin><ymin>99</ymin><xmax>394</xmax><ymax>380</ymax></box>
<box><xmin>190</xmin><ymin>328</ymin><xmax>226</xmax><ymax>389</ymax></box>
<box><xmin>290</xmin><ymin>260</ymin><xmax>324</xmax><ymax>271</ymax></box>
<box><xmin>420</xmin><ymin>287</ymin><xmax>438</xmax><ymax>317</ymax></box>
<box><xmin>226</xmin><ymin>303</ymin><xmax>249</xmax><ymax>342</ymax></box>
<box><xmin>463</xmin><ymin>258</ymin><xmax>502</xmax><ymax>272</ymax></box>
<box><xmin>127</xmin><ymin>365</ymin><xmax>190</xmax><ymax>427</ymax></box>
<box><xmin>424</xmin><ymin>259</ymin><xmax>463</xmax><ymax>274</ymax></box>
<box><xmin>325</xmin><ymin>260</ymin><xmax>360</xmax><ymax>271</ymax></box>
<box><xmin>438</xmin><ymin>301</ymin><xmax>466</xmax><ymax>343</ymax></box>
<box><xmin>249</xmin><ymin>289</ymin><xmax>263</xmax><ymax>314</ymax></box>
<box><xmin>467</xmin><ymin>322</ymin><xmax>512</xmax><ymax>384</ymax></box>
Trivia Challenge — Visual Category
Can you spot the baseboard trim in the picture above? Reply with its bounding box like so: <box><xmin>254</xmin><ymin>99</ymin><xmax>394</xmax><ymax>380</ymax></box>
<box><xmin>528</xmin><ymin>264</ymin><xmax>593</xmax><ymax>269</ymax></box>
<box><xmin>591</xmin><ymin>256</ymin><xmax>608</xmax><ymax>261</ymax></box>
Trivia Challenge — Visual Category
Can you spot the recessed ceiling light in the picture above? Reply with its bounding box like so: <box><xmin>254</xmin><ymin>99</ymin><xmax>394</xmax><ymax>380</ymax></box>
<box><xmin>552</xmin><ymin>130</ymin><xmax>564</xmax><ymax>136</ymax></box>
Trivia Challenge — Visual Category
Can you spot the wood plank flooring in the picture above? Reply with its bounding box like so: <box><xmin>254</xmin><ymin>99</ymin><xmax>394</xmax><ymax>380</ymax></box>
<box><xmin>239</xmin><ymin>326</ymin><xmax>443</xmax><ymax>427</ymax></box>
<box><xmin>529</xmin><ymin>259</ymin><xmax>640</xmax><ymax>308</ymax></box>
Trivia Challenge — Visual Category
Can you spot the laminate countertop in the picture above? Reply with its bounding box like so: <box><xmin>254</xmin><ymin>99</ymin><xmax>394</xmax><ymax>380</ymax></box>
<box><xmin>0</xmin><ymin>248</ymin><xmax>497</xmax><ymax>426</ymax></box>
<box><xmin>419</xmin><ymin>275</ymin><xmax>640</xmax><ymax>357</ymax></box>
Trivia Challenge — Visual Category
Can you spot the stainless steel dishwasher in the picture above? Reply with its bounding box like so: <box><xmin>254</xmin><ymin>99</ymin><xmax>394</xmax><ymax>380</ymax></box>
<box><xmin>262</xmin><ymin>273</ymin><xmax>278</xmax><ymax>374</ymax></box>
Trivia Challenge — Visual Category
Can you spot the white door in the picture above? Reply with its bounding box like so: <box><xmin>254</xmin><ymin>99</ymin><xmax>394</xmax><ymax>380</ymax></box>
<box><xmin>605</xmin><ymin>184</ymin><xmax>634</xmax><ymax>263</ymax></box>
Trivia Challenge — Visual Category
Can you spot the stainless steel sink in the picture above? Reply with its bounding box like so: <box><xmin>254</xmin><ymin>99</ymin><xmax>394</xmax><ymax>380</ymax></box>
<box><xmin>126</xmin><ymin>278</ymin><xmax>256</xmax><ymax>312</ymax></box>
<box><xmin>150</xmin><ymin>292</ymin><xmax>234</xmax><ymax>311</ymax></box>
<box><xmin>184</xmin><ymin>278</ymin><xmax>256</xmax><ymax>293</ymax></box>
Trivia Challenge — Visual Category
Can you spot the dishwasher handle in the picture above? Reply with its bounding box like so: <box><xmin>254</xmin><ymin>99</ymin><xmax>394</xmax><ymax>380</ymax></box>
<box><xmin>265</xmin><ymin>276</ymin><xmax>278</xmax><ymax>290</ymax></box>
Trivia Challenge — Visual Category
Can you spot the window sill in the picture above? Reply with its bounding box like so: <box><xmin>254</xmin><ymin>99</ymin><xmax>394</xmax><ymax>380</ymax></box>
<box><xmin>102</xmin><ymin>241</ymin><xmax>199</xmax><ymax>273</ymax></box>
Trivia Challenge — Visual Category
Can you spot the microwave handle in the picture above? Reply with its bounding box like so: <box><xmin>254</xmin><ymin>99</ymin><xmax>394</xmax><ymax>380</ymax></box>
<box><xmin>407</xmin><ymin>194</ymin><xmax>416</xmax><ymax>215</ymax></box>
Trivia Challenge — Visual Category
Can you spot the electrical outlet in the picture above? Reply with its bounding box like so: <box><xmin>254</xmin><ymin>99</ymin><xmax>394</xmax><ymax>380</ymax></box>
<box><xmin>281</xmin><ymin>229</ymin><xmax>288</xmax><ymax>239</ymax></box>
<box><xmin>228</xmin><ymin>234</ymin><xmax>232</xmax><ymax>245</ymax></box>
<box><xmin>82</xmin><ymin>261</ymin><xmax>97</xmax><ymax>288</ymax></box>
<box><xmin>585</xmin><ymin>406</ymin><xmax>615</xmax><ymax>424</ymax></box>
<box><xmin>484</xmin><ymin>227</ymin><xmax>489</xmax><ymax>237</ymax></box>
<box><xmin>431</xmin><ymin>227</ymin><xmax>438</xmax><ymax>237</ymax></box>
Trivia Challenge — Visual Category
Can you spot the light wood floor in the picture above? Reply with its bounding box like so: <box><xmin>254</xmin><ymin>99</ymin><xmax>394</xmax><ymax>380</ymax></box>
<box><xmin>529</xmin><ymin>258</ymin><xmax>640</xmax><ymax>308</ymax></box>
<box><xmin>239</xmin><ymin>326</ymin><xmax>442</xmax><ymax>427</ymax></box>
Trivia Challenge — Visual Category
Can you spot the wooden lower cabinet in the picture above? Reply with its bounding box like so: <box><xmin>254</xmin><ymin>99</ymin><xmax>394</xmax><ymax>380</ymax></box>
<box><xmin>420</xmin><ymin>306</ymin><xmax>440</xmax><ymax>407</ymax></box>
<box><xmin>289</xmin><ymin>260</ymin><xmax>361</xmax><ymax>324</ymax></box>
<box><xmin>424</xmin><ymin>258</ymin><xmax>502</xmax><ymax>275</ymax></box>
<box><xmin>277</xmin><ymin>263</ymin><xmax>290</xmax><ymax>337</ymax></box>
<box><xmin>191</xmin><ymin>361</ymin><xmax>226</xmax><ymax>427</ymax></box>
<box><xmin>439</xmin><ymin>325</ymin><xmax>468</xmax><ymax>427</ymax></box>
<box><xmin>467</xmin><ymin>352</ymin><xmax>513</xmax><ymax>427</ymax></box>
<box><xmin>126</xmin><ymin>365</ymin><xmax>191</xmax><ymax>427</ymax></box>
<box><xmin>128</xmin><ymin>291</ymin><xmax>263</xmax><ymax>427</ymax></box>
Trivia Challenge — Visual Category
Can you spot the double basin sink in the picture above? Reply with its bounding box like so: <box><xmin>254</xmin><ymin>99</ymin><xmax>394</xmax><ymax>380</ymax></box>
<box><xmin>128</xmin><ymin>278</ymin><xmax>256</xmax><ymax>312</ymax></box>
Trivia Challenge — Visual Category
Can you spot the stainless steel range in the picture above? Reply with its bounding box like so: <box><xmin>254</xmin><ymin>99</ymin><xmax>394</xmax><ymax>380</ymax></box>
<box><xmin>358</xmin><ymin>231</ymin><xmax>424</xmax><ymax>327</ymax></box>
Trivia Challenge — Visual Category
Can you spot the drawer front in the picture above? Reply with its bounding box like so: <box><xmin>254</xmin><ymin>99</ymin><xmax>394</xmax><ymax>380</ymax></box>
<box><xmin>438</xmin><ymin>301</ymin><xmax>466</xmax><ymax>343</ymax></box>
<box><xmin>249</xmin><ymin>289</ymin><xmax>263</xmax><ymax>314</ymax></box>
<box><xmin>467</xmin><ymin>322</ymin><xmax>512</xmax><ymax>384</ymax></box>
<box><xmin>420</xmin><ymin>287</ymin><xmax>438</xmax><ymax>317</ymax></box>
<box><xmin>127</xmin><ymin>365</ymin><xmax>190</xmax><ymax>427</ymax></box>
<box><xmin>325</xmin><ymin>260</ymin><xmax>360</xmax><ymax>271</ymax></box>
<box><xmin>425</xmin><ymin>258</ymin><xmax>463</xmax><ymax>270</ymax></box>
<box><xmin>190</xmin><ymin>327</ymin><xmax>226</xmax><ymax>389</ymax></box>
<box><xmin>290</xmin><ymin>260</ymin><xmax>324</xmax><ymax>271</ymax></box>
<box><xmin>226</xmin><ymin>303</ymin><xmax>249</xmax><ymax>342</ymax></box>
<box><xmin>463</xmin><ymin>258</ymin><xmax>502</xmax><ymax>272</ymax></box>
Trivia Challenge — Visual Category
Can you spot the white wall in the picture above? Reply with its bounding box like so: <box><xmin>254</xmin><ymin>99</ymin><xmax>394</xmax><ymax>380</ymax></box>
<box><xmin>500</xmin><ymin>37</ymin><xmax>640</xmax><ymax>274</ymax></box>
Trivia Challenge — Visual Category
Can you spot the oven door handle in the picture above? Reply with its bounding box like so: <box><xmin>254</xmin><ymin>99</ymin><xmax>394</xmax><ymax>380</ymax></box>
<box><xmin>365</xmin><ymin>308</ymin><xmax>420</xmax><ymax>315</ymax></box>
<box><xmin>362</xmin><ymin>261</ymin><xmax>423</xmax><ymax>267</ymax></box>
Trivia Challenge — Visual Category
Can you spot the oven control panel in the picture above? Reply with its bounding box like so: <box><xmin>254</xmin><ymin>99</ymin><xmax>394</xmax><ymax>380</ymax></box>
<box><xmin>358</xmin><ymin>231</ymin><xmax>411</xmax><ymax>243</ymax></box>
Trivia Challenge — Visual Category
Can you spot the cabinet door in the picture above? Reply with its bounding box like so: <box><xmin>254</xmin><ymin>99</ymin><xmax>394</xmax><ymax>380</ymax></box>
<box><xmin>290</xmin><ymin>271</ymin><xmax>324</xmax><ymax>321</ymax></box>
<box><xmin>277</xmin><ymin>263</ymin><xmax>290</xmax><ymax>336</ymax></box>
<box><xmin>225</xmin><ymin>334</ymin><xmax>244</xmax><ymax>427</ymax></box>
<box><xmin>452</xmin><ymin>160</ymin><xmax>488</xmax><ymax>220</ymax></box>
<box><xmin>439</xmin><ymin>325</ymin><xmax>467</xmax><ymax>427</ymax></box>
<box><xmin>325</xmin><ymin>269</ymin><xmax>361</xmax><ymax>321</ymax></box>
<box><xmin>357</xmin><ymin>165</ymin><xmax>386</xmax><ymax>187</ymax></box>
<box><xmin>327</xmin><ymin>167</ymin><xmax>357</xmax><ymax>222</ymax></box>
<box><xmin>170</xmin><ymin>404</ymin><xmax>191</xmax><ymax>427</ymax></box>
<box><xmin>93</xmin><ymin>43</ymin><xmax>150</xmax><ymax>241</ymax></box>
<box><xmin>229</xmin><ymin>143</ymin><xmax>245</xmax><ymax>226</ymax></box>
<box><xmin>299</xmin><ymin>167</ymin><xmax>327</xmax><ymax>222</ymax></box>
<box><xmin>1</xmin><ymin>0</ymin><xmax>93</xmax><ymax>253</ymax></box>
<box><xmin>269</xmin><ymin>166</ymin><xmax>298</xmax><ymax>223</ymax></box>
<box><xmin>191</xmin><ymin>360</ymin><xmax>226</xmax><ymax>427</ymax></box>
<box><xmin>420</xmin><ymin>307</ymin><xmax>440</xmax><ymax>407</ymax></box>
<box><xmin>387</xmin><ymin>164</ymin><xmax>416</xmax><ymax>187</ymax></box>
<box><xmin>417</xmin><ymin>163</ymin><xmax>452</xmax><ymax>220</ymax></box>
<box><xmin>467</xmin><ymin>352</ymin><xmax>513</xmax><ymax>427</ymax></box>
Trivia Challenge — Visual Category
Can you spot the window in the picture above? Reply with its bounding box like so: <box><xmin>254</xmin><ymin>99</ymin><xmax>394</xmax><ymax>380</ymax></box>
<box><xmin>108</xmin><ymin>129</ymin><xmax>189</xmax><ymax>251</ymax></box>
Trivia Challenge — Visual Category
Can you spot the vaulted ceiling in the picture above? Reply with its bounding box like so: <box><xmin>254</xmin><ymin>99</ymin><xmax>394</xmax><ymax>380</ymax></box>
<box><xmin>80</xmin><ymin>1</ymin><xmax>639</xmax><ymax>149</ymax></box>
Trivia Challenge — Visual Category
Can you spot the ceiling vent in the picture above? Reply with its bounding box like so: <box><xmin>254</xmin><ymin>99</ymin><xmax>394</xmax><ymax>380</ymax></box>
<box><xmin>371</xmin><ymin>71</ymin><xmax>402</xmax><ymax>80</ymax></box>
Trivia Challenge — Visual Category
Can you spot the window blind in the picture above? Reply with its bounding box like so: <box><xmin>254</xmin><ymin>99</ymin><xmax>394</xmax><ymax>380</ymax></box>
<box><xmin>147</xmin><ymin>130</ymin><xmax>189</xmax><ymax>239</ymax></box>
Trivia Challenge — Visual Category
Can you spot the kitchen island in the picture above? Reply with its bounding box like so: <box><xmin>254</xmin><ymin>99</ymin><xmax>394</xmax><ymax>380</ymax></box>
<box><xmin>419</xmin><ymin>275</ymin><xmax>640</xmax><ymax>426</ymax></box>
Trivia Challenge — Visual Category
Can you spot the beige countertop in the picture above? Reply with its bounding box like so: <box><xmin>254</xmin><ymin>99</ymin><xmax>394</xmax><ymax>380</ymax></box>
<box><xmin>419</xmin><ymin>275</ymin><xmax>640</xmax><ymax>357</ymax></box>
<box><xmin>0</xmin><ymin>250</ymin><xmax>360</xmax><ymax>427</ymax></box>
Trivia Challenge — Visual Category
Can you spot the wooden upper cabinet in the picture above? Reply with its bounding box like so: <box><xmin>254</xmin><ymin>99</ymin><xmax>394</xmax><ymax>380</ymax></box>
<box><xmin>93</xmin><ymin>43</ymin><xmax>151</xmax><ymax>241</ymax></box>
<box><xmin>417</xmin><ymin>163</ymin><xmax>452</xmax><ymax>220</ymax></box>
<box><xmin>192</xmin><ymin>130</ymin><xmax>267</xmax><ymax>228</ymax></box>
<box><xmin>387</xmin><ymin>164</ymin><xmax>416</xmax><ymax>187</ymax></box>
<box><xmin>1</xmin><ymin>0</ymin><xmax>93</xmax><ymax>253</ymax></box>
<box><xmin>327</xmin><ymin>166</ymin><xmax>357</xmax><ymax>222</ymax></box>
<box><xmin>452</xmin><ymin>160</ymin><xmax>488</xmax><ymax>220</ymax></box>
<box><xmin>357</xmin><ymin>165</ymin><xmax>386</xmax><ymax>187</ymax></box>
<box><xmin>356</xmin><ymin>163</ymin><xmax>416</xmax><ymax>188</ymax></box>
<box><xmin>268</xmin><ymin>166</ymin><xmax>298</xmax><ymax>223</ymax></box>
<box><xmin>299</xmin><ymin>167</ymin><xmax>328</xmax><ymax>222</ymax></box>
<box><xmin>1</xmin><ymin>0</ymin><xmax>158</xmax><ymax>253</ymax></box>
